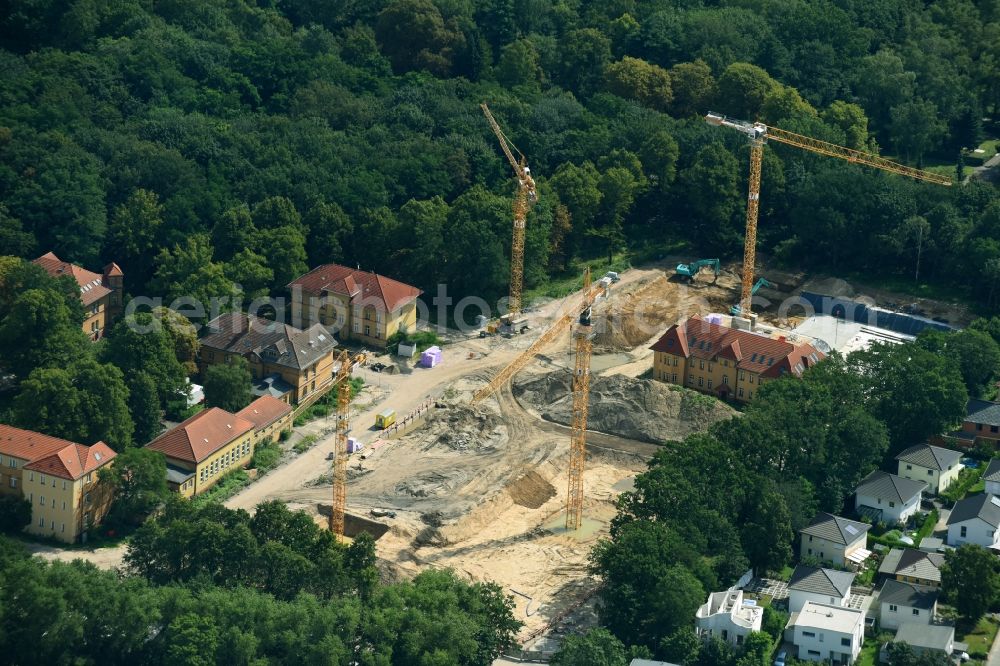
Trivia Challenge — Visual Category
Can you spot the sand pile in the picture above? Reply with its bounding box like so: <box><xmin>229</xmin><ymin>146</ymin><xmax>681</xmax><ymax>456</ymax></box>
<box><xmin>593</xmin><ymin>276</ymin><xmax>679</xmax><ymax>350</ymax></box>
<box><xmin>514</xmin><ymin>372</ymin><xmax>736</xmax><ymax>444</ymax></box>
<box><xmin>507</xmin><ymin>470</ymin><xmax>557</xmax><ymax>509</ymax></box>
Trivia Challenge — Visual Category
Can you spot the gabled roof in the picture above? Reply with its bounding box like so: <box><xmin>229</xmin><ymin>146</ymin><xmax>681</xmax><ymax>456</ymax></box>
<box><xmin>201</xmin><ymin>313</ymin><xmax>337</xmax><ymax>371</ymax></box>
<box><xmin>855</xmin><ymin>470</ymin><xmax>927</xmax><ymax>504</ymax></box>
<box><xmin>236</xmin><ymin>396</ymin><xmax>293</xmax><ymax>430</ymax></box>
<box><xmin>287</xmin><ymin>263</ymin><xmax>422</xmax><ymax>313</ymax></box>
<box><xmin>948</xmin><ymin>493</ymin><xmax>1000</xmax><ymax>528</ymax></box>
<box><xmin>22</xmin><ymin>441</ymin><xmax>116</xmax><ymax>480</ymax></box>
<box><xmin>788</xmin><ymin>565</ymin><xmax>855</xmax><ymax>598</ymax></box>
<box><xmin>894</xmin><ymin>623</ymin><xmax>953</xmax><ymax>651</ymax></box>
<box><xmin>145</xmin><ymin>407</ymin><xmax>254</xmax><ymax>464</ymax></box>
<box><xmin>649</xmin><ymin>316</ymin><xmax>823</xmax><ymax>378</ymax></box>
<box><xmin>800</xmin><ymin>512</ymin><xmax>870</xmax><ymax>544</ymax></box>
<box><xmin>967</xmin><ymin>399</ymin><xmax>1000</xmax><ymax>427</ymax></box>
<box><xmin>0</xmin><ymin>424</ymin><xmax>89</xmax><ymax>463</ymax></box>
<box><xmin>895</xmin><ymin>443</ymin><xmax>962</xmax><ymax>471</ymax></box>
<box><xmin>984</xmin><ymin>458</ymin><xmax>1000</xmax><ymax>483</ymax></box>
<box><xmin>878</xmin><ymin>579</ymin><xmax>938</xmax><ymax>610</ymax></box>
<box><xmin>894</xmin><ymin>548</ymin><xmax>944</xmax><ymax>583</ymax></box>
<box><xmin>33</xmin><ymin>251</ymin><xmax>112</xmax><ymax>306</ymax></box>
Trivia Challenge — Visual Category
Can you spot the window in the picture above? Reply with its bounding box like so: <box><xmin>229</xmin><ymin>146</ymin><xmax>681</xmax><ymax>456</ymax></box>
<box><xmin>738</xmin><ymin>388</ymin><xmax>744</xmax><ymax>398</ymax></box>
<box><xmin>62</xmin><ymin>480</ymin><xmax>66</xmax><ymax>490</ymax></box>
<box><xmin>992</xmin><ymin>425</ymin><xmax>999</xmax><ymax>433</ymax></box>
<box><xmin>85</xmin><ymin>473</ymin><xmax>92</xmax><ymax>483</ymax></box>
<box><xmin>62</xmin><ymin>501</ymin><xmax>66</xmax><ymax>510</ymax></box>
<box><xmin>749</xmin><ymin>375</ymin><xmax>754</xmax><ymax>384</ymax></box>
<box><xmin>808</xmin><ymin>651</ymin><xmax>820</xmax><ymax>657</ymax></box>
<box><xmin>365</xmin><ymin>325</ymin><xmax>371</xmax><ymax>336</ymax></box>
<box><xmin>912</xmin><ymin>609</ymin><xmax>919</xmax><ymax>615</ymax></box>
<box><xmin>889</xmin><ymin>501</ymin><xmax>895</xmax><ymax>508</ymax></box>
<box><xmin>723</xmin><ymin>375</ymin><xmax>729</xmax><ymax>385</ymax></box>
<box><xmin>671</xmin><ymin>373</ymin><xmax>677</xmax><ymax>383</ymax></box>
<box><xmin>688</xmin><ymin>374</ymin><xmax>694</xmax><ymax>384</ymax></box>
<box><xmin>39</xmin><ymin>495</ymin><xmax>44</xmax><ymax>505</ymax></box>
<box><xmin>39</xmin><ymin>517</ymin><xmax>44</xmax><ymax>527</ymax></box>
<box><xmin>61</xmin><ymin>523</ymin><xmax>65</xmax><ymax>533</ymax></box>
<box><xmin>961</xmin><ymin>526</ymin><xmax>967</xmax><ymax>537</ymax></box>
<box><xmin>841</xmin><ymin>638</ymin><xmax>851</xmax><ymax>647</ymax></box>
<box><xmin>906</xmin><ymin>464</ymin><xmax>912</xmax><ymax>470</ymax></box>
<box><xmin>748</xmin><ymin>391</ymin><xmax>752</xmax><ymax>399</ymax></box>
<box><xmin>977</xmin><ymin>423</ymin><xmax>983</xmax><ymax>431</ymax></box>
<box><xmin>9</xmin><ymin>459</ymin><xmax>16</xmax><ymax>469</ymax></box>
<box><xmin>698</xmin><ymin>377</ymin><xmax>703</xmax><ymax>387</ymax></box>
<box><xmin>889</xmin><ymin>604</ymin><xmax>897</xmax><ymax>612</ymax></box>
<box><xmin>673</xmin><ymin>357</ymin><xmax>678</xmax><ymax>367</ymax></box>
<box><xmin>723</xmin><ymin>360</ymin><xmax>728</xmax><ymax>367</ymax></box>
<box><xmin>803</xmin><ymin>631</ymin><xmax>816</xmax><ymax>638</ymax></box>
<box><xmin>819</xmin><ymin>633</ymin><xmax>824</xmax><ymax>643</ymax></box>
<box><xmin>85</xmin><ymin>492</ymin><xmax>91</xmax><ymax>505</ymax></box>
<box><xmin>39</xmin><ymin>473</ymin><xmax>45</xmax><ymax>484</ymax></box>
<box><xmin>353</xmin><ymin>321</ymin><xmax>360</xmax><ymax>333</ymax></box>
<box><xmin>739</xmin><ymin>371</ymin><xmax>745</xmax><ymax>381</ymax></box>
<box><xmin>927</xmin><ymin>469</ymin><xmax>933</xmax><ymax>476</ymax></box>
<box><xmin>29</xmin><ymin>472</ymin><xmax>33</xmax><ymax>482</ymax></box>
<box><xmin>699</xmin><ymin>360</ymin><xmax>704</xmax><ymax>370</ymax></box>
<box><xmin>10</xmin><ymin>477</ymin><xmax>17</xmax><ymax>489</ymax></box>
<box><xmin>708</xmin><ymin>379</ymin><xmax>713</xmax><ymax>389</ymax></box>
<box><xmin>808</xmin><ymin>548</ymin><xmax>812</xmax><ymax>555</ymax></box>
<box><xmin>708</xmin><ymin>363</ymin><xmax>713</xmax><ymax>372</ymax></box>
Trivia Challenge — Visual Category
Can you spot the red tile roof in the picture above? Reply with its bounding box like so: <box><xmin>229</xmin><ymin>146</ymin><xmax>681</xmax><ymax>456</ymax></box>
<box><xmin>24</xmin><ymin>442</ymin><xmax>116</xmax><ymax>480</ymax></box>
<box><xmin>0</xmin><ymin>424</ymin><xmax>96</xmax><ymax>462</ymax></box>
<box><xmin>236</xmin><ymin>396</ymin><xmax>293</xmax><ymax>430</ymax></box>
<box><xmin>145</xmin><ymin>408</ymin><xmax>254</xmax><ymax>464</ymax></box>
<box><xmin>287</xmin><ymin>263</ymin><xmax>421</xmax><ymax>312</ymax></box>
<box><xmin>33</xmin><ymin>251</ymin><xmax>112</xmax><ymax>306</ymax></box>
<box><xmin>104</xmin><ymin>262</ymin><xmax>123</xmax><ymax>277</ymax></box>
<box><xmin>650</xmin><ymin>316</ymin><xmax>824</xmax><ymax>378</ymax></box>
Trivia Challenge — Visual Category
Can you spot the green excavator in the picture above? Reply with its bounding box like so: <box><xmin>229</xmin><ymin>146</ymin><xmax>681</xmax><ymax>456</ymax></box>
<box><xmin>675</xmin><ymin>258</ymin><xmax>720</xmax><ymax>282</ymax></box>
<box><xmin>731</xmin><ymin>278</ymin><xmax>773</xmax><ymax>316</ymax></box>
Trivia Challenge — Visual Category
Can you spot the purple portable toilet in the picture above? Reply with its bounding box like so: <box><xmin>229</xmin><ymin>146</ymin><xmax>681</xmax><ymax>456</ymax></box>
<box><xmin>420</xmin><ymin>346</ymin><xmax>442</xmax><ymax>368</ymax></box>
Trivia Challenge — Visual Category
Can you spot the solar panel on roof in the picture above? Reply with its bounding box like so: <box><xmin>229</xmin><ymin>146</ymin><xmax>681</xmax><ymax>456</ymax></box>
<box><xmin>992</xmin><ymin>496</ymin><xmax>1000</xmax><ymax>508</ymax></box>
<box><xmin>845</xmin><ymin>525</ymin><xmax>859</xmax><ymax>536</ymax></box>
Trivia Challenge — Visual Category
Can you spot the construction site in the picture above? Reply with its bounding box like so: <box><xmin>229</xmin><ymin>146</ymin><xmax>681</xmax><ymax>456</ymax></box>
<box><xmin>221</xmin><ymin>111</ymin><xmax>979</xmax><ymax>658</ymax></box>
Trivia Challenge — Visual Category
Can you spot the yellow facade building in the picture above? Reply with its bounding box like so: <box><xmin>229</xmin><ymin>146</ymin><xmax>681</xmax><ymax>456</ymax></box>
<box><xmin>198</xmin><ymin>313</ymin><xmax>338</xmax><ymax>405</ymax></box>
<box><xmin>33</xmin><ymin>251</ymin><xmax>123</xmax><ymax>341</ymax></box>
<box><xmin>237</xmin><ymin>395</ymin><xmax>294</xmax><ymax>445</ymax></box>
<box><xmin>0</xmin><ymin>425</ymin><xmax>116</xmax><ymax>543</ymax></box>
<box><xmin>145</xmin><ymin>407</ymin><xmax>254</xmax><ymax>497</ymax></box>
<box><xmin>287</xmin><ymin>263</ymin><xmax>421</xmax><ymax>348</ymax></box>
<box><xmin>649</xmin><ymin>316</ymin><xmax>824</xmax><ymax>402</ymax></box>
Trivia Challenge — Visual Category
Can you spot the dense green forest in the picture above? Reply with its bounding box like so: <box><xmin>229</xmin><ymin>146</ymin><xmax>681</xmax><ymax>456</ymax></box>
<box><xmin>0</xmin><ymin>500</ymin><xmax>520</xmax><ymax>665</ymax></box>
<box><xmin>1</xmin><ymin>0</ymin><xmax>999</xmax><ymax>313</ymax></box>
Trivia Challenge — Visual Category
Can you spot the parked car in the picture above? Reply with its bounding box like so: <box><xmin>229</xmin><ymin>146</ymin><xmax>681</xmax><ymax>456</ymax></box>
<box><xmin>604</xmin><ymin>271</ymin><xmax>620</xmax><ymax>283</ymax></box>
<box><xmin>773</xmin><ymin>650</ymin><xmax>786</xmax><ymax>666</ymax></box>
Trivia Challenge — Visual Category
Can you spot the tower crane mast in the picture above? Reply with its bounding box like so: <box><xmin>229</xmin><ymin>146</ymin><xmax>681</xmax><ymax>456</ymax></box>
<box><xmin>566</xmin><ymin>268</ymin><xmax>593</xmax><ymax>531</ymax></box>
<box><xmin>705</xmin><ymin>112</ymin><xmax>951</xmax><ymax>318</ymax></box>
<box><xmin>330</xmin><ymin>350</ymin><xmax>367</xmax><ymax>538</ymax></box>
<box><xmin>482</xmin><ymin>103</ymin><xmax>537</xmax><ymax>316</ymax></box>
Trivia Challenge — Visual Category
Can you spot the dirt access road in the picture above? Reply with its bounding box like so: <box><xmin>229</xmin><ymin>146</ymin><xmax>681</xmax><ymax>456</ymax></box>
<box><xmin>224</xmin><ymin>265</ymin><xmax>660</xmax><ymax>514</ymax></box>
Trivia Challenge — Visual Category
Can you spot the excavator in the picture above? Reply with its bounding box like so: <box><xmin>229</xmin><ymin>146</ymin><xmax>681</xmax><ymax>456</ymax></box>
<box><xmin>675</xmin><ymin>258</ymin><xmax>720</xmax><ymax>282</ymax></box>
<box><xmin>730</xmin><ymin>278</ymin><xmax>773</xmax><ymax>316</ymax></box>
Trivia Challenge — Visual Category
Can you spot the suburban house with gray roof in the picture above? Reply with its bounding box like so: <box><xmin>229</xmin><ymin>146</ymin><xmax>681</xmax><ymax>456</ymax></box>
<box><xmin>884</xmin><ymin>624</ymin><xmax>957</xmax><ymax>662</ymax></box>
<box><xmin>198</xmin><ymin>313</ymin><xmax>338</xmax><ymax>405</ymax></box>
<box><xmin>788</xmin><ymin>565</ymin><xmax>855</xmax><ymax>613</ymax></box>
<box><xmin>800</xmin><ymin>512</ymin><xmax>871</xmax><ymax>568</ymax></box>
<box><xmin>895</xmin><ymin>443</ymin><xmax>962</xmax><ymax>495</ymax></box>
<box><xmin>947</xmin><ymin>493</ymin><xmax>1000</xmax><ymax>548</ymax></box>
<box><xmin>854</xmin><ymin>470</ymin><xmax>927</xmax><ymax>525</ymax></box>
<box><xmin>878</xmin><ymin>548</ymin><xmax>944</xmax><ymax>588</ymax></box>
<box><xmin>959</xmin><ymin>399</ymin><xmax>1000</xmax><ymax>444</ymax></box>
<box><xmin>984</xmin><ymin>458</ymin><xmax>1000</xmax><ymax>497</ymax></box>
<box><xmin>877</xmin><ymin>579</ymin><xmax>938</xmax><ymax>631</ymax></box>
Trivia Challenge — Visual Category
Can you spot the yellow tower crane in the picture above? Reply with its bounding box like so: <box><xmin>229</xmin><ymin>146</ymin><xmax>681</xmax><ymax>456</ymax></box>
<box><xmin>330</xmin><ymin>350</ymin><xmax>367</xmax><ymax>537</ymax></box>
<box><xmin>482</xmin><ymin>103</ymin><xmax>537</xmax><ymax>316</ymax></box>
<box><xmin>705</xmin><ymin>113</ymin><xmax>952</xmax><ymax>318</ymax></box>
<box><xmin>566</xmin><ymin>268</ymin><xmax>594</xmax><ymax>530</ymax></box>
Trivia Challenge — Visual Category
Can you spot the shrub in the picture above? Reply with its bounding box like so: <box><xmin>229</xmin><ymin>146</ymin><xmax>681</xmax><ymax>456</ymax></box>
<box><xmin>0</xmin><ymin>495</ymin><xmax>31</xmax><ymax>533</ymax></box>
<box><xmin>293</xmin><ymin>434</ymin><xmax>319</xmax><ymax>454</ymax></box>
<box><xmin>250</xmin><ymin>442</ymin><xmax>281</xmax><ymax>472</ymax></box>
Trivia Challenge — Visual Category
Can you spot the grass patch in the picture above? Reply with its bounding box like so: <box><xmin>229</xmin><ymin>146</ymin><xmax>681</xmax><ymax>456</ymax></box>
<box><xmin>957</xmin><ymin>615</ymin><xmax>1000</xmax><ymax>661</ymax></box>
<box><xmin>773</xmin><ymin>564</ymin><xmax>794</xmax><ymax>582</ymax></box>
<box><xmin>250</xmin><ymin>441</ymin><xmax>282</xmax><ymax>473</ymax></box>
<box><xmin>293</xmin><ymin>378</ymin><xmax>365</xmax><ymax>426</ymax></box>
<box><xmin>856</xmin><ymin>641</ymin><xmax>879</xmax><ymax>666</ymax></box>
<box><xmin>941</xmin><ymin>466</ymin><xmax>986</xmax><ymax>504</ymax></box>
<box><xmin>192</xmin><ymin>469</ymin><xmax>251</xmax><ymax>506</ymax></box>
<box><xmin>293</xmin><ymin>434</ymin><xmax>319</xmax><ymax>454</ymax></box>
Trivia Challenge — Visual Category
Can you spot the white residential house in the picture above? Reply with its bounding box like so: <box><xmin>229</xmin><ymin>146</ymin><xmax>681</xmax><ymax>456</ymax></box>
<box><xmin>895</xmin><ymin>443</ymin><xmax>962</xmax><ymax>495</ymax></box>
<box><xmin>854</xmin><ymin>470</ymin><xmax>927</xmax><ymax>525</ymax></box>
<box><xmin>984</xmin><ymin>459</ymin><xmax>1000</xmax><ymax>497</ymax></box>
<box><xmin>787</xmin><ymin>565</ymin><xmax>855</xmax><ymax>614</ymax></box>
<box><xmin>877</xmin><ymin>579</ymin><xmax>938</xmax><ymax>631</ymax></box>
<box><xmin>947</xmin><ymin>494</ymin><xmax>1000</xmax><ymax>548</ymax></box>
<box><xmin>799</xmin><ymin>512</ymin><xmax>871</xmax><ymax>567</ymax></box>
<box><xmin>695</xmin><ymin>587</ymin><xmax>763</xmax><ymax>647</ymax></box>
<box><xmin>786</xmin><ymin>601</ymin><xmax>865</xmax><ymax>665</ymax></box>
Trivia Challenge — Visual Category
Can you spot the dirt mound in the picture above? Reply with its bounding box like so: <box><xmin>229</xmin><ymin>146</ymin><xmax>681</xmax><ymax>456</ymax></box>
<box><xmin>421</xmin><ymin>405</ymin><xmax>506</xmax><ymax>452</ymax></box>
<box><xmin>514</xmin><ymin>372</ymin><xmax>736</xmax><ymax>444</ymax></box>
<box><xmin>507</xmin><ymin>470</ymin><xmax>557</xmax><ymax>509</ymax></box>
<box><xmin>593</xmin><ymin>276</ymin><xmax>679</xmax><ymax>350</ymax></box>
